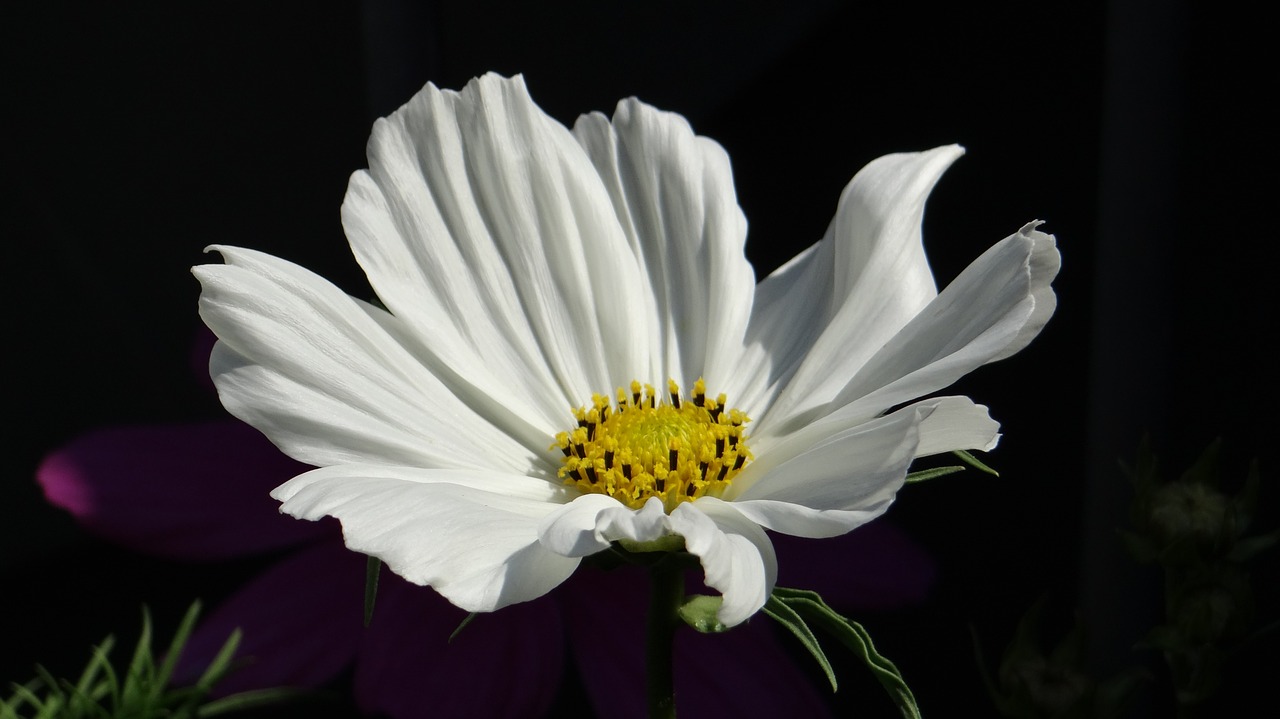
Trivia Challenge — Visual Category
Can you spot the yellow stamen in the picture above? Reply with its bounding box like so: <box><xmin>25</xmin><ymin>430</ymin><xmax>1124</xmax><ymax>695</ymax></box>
<box><xmin>551</xmin><ymin>379</ymin><xmax>752</xmax><ymax>512</ymax></box>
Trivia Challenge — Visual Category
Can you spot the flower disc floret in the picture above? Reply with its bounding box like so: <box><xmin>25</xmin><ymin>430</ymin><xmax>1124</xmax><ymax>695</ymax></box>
<box><xmin>553</xmin><ymin>379</ymin><xmax>751</xmax><ymax>512</ymax></box>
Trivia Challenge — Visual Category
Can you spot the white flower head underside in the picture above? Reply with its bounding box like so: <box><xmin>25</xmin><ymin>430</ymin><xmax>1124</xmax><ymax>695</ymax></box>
<box><xmin>195</xmin><ymin>73</ymin><xmax>1060</xmax><ymax>627</ymax></box>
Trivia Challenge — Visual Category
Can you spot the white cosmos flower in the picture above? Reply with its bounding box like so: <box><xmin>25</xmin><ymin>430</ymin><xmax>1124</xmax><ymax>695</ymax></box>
<box><xmin>194</xmin><ymin>73</ymin><xmax>1059</xmax><ymax>628</ymax></box>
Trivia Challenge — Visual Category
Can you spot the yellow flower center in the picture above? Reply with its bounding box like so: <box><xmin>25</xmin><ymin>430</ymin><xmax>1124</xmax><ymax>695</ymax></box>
<box><xmin>553</xmin><ymin>379</ymin><xmax>752</xmax><ymax>512</ymax></box>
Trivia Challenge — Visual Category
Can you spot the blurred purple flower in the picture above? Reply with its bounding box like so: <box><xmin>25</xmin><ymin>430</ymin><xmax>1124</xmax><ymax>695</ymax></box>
<box><xmin>38</xmin><ymin>334</ymin><xmax>936</xmax><ymax>718</ymax></box>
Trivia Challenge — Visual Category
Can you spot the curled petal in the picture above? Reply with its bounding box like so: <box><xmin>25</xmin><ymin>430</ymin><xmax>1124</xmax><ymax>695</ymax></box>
<box><xmin>538</xmin><ymin>494</ymin><xmax>671</xmax><ymax>557</ymax></box>
<box><xmin>670</xmin><ymin>501</ymin><xmax>777</xmax><ymax>627</ymax></box>
<box><xmin>743</xmin><ymin>145</ymin><xmax>962</xmax><ymax>423</ymax></box>
<box><xmin>272</xmin><ymin>465</ymin><xmax>579</xmax><ymax>612</ymax></box>
<box><xmin>828</xmin><ymin>222</ymin><xmax>1061</xmax><ymax>423</ymax></box>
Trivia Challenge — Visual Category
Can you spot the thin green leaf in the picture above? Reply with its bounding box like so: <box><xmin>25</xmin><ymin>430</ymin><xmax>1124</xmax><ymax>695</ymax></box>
<box><xmin>904</xmin><ymin>466</ymin><xmax>965</xmax><ymax>484</ymax></box>
<box><xmin>364</xmin><ymin>556</ymin><xmax>381</xmax><ymax>628</ymax></box>
<box><xmin>86</xmin><ymin>645</ymin><xmax>120</xmax><ymax>715</ymax></box>
<box><xmin>762</xmin><ymin>594</ymin><xmax>838</xmax><ymax>692</ymax></box>
<box><xmin>952</xmin><ymin>450</ymin><xmax>998</xmax><ymax>477</ymax></box>
<box><xmin>449</xmin><ymin>613</ymin><xmax>478</xmax><ymax>643</ymax></box>
<box><xmin>773</xmin><ymin>587</ymin><xmax>921</xmax><ymax>719</ymax></box>
<box><xmin>121</xmin><ymin>607</ymin><xmax>155</xmax><ymax>708</ymax></box>
<box><xmin>197</xmin><ymin>688</ymin><xmax>308</xmax><ymax>717</ymax></box>
<box><xmin>156</xmin><ymin>601</ymin><xmax>202</xmax><ymax>690</ymax></box>
<box><xmin>6</xmin><ymin>684</ymin><xmax>46</xmax><ymax>713</ymax></box>
<box><xmin>195</xmin><ymin>629</ymin><xmax>243</xmax><ymax>692</ymax></box>
<box><xmin>72</xmin><ymin>636</ymin><xmax>114</xmax><ymax>700</ymax></box>
<box><xmin>30</xmin><ymin>668</ymin><xmax>60</xmax><ymax>703</ymax></box>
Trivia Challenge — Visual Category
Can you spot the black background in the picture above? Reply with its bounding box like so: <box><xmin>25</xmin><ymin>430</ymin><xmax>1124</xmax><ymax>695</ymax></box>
<box><xmin>5</xmin><ymin>1</ymin><xmax>1275</xmax><ymax>716</ymax></box>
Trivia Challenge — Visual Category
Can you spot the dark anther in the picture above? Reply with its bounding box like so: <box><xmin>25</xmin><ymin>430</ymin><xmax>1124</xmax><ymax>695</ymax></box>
<box><xmin>669</xmin><ymin>448</ymin><xmax>679</xmax><ymax>472</ymax></box>
<box><xmin>604</xmin><ymin>450</ymin><xmax>615</xmax><ymax>469</ymax></box>
<box><xmin>693</xmin><ymin>391</ymin><xmax>705</xmax><ymax>407</ymax></box>
<box><xmin>587</xmin><ymin>422</ymin><xmax>596</xmax><ymax>441</ymax></box>
<box><xmin>709</xmin><ymin>406</ymin><xmax>722</xmax><ymax>422</ymax></box>
<box><xmin>586</xmin><ymin>466</ymin><xmax>598</xmax><ymax>484</ymax></box>
<box><xmin>560</xmin><ymin>445</ymin><xmax>572</xmax><ymax>457</ymax></box>
<box><xmin>733</xmin><ymin>454</ymin><xmax>745</xmax><ymax>470</ymax></box>
<box><xmin>671</xmin><ymin>391</ymin><xmax>681</xmax><ymax>409</ymax></box>
<box><xmin>655</xmin><ymin>477</ymin><xmax>665</xmax><ymax>492</ymax></box>
<box><xmin>728</xmin><ymin>434</ymin><xmax>738</xmax><ymax>448</ymax></box>
<box><xmin>715</xmin><ymin>437</ymin><xmax>725</xmax><ymax>457</ymax></box>
<box><xmin>623</xmin><ymin>464</ymin><xmax>632</xmax><ymax>480</ymax></box>
<box><xmin>686</xmin><ymin>482</ymin><xmax>696</xmax><ymax>496</ymax></box>
<box><xmin>699</xmin><ymin>461</ymin><xmax>709</xmax><ymax>479</ymax></box>
<box><xmin>717</xmin><ymin>464</ymin><xmax>729</xmax><ymax>481</ymax></box>
<box><xmin>574</xmin><ymin>443</ymin><xmax>586</xmax><ymax>458</ymax></box>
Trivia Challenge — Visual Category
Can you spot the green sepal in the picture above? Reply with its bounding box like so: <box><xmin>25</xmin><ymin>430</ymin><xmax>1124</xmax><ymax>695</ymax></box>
<box><xmin>762</xmin><ymin>594</ymin><xmax>839</xmax><ymax>692</ymax></box>
<box><xmin>677</xmin><ymin>595</ymin><xmax>729</xmax><ymax>634</ymax></box>
<box><xmin>766</xmin><ymin>586</ymin><xmax>921</xmax><ymax>719</ymax></box>
<box><xmin>904</xmin><ymin>465</ymin><xmax>965</xmax><ymax>484</ymax></box>
<box><xmin>364</xmin><ymin>555</ymin><xmax>382</xmax><ymax>628</ymax></box>
<box><xmin>449</xmin><ymin>613</ymin><xmax>479</xmax><ymax>643</ymax></box>
<box><xmin>952</xmin><ymin>449</ymin><xmax>998</xmax><ymax>477</ymax></box>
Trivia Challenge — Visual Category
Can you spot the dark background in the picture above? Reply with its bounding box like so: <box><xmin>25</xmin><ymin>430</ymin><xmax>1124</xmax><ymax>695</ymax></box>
<box><xmin>5</xmin><ymin>1</ymin><xmax>1275</xmax><ymax>716</ymax></box>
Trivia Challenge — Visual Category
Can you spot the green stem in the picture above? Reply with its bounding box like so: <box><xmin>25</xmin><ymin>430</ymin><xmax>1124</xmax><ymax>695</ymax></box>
<box><xmin>647</xmin><ymin>559</ymin><xmax>683</xmax><ymax>719</ymax></box>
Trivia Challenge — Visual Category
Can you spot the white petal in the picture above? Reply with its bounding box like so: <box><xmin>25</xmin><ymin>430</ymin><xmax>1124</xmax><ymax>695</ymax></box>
<box><xmin>670</xmin><ymin>501</ymin><xmax>777</xmax><ymax>627</ymax></box>
<box><xmin>828</xmin><ymin>223</ymin><xmax>1060</xmax><ymax>423</ymax></box>
<box><xmin>912</xmin><ymin>396</ymin><xmax>1001</xmax><ymax>456</ymax></box>
<box><xmin>724</xmin><ymin>401</ymin><xmax>931</xmax><ymax>537</ymax></box>
<box><xmin>723</xmin><ymin>396</ymin><xmax>998</xmax><ymax>539</ymax></box>
<box><xmin>539</xmin><ymin>494</ymin><xmax>650</xmax><ymax>557</ymax></box>
<box><xmin>539</xmin><ymin>495</ymin><xmax>775</xmax><ymax>627</ymax></box>
<box><xmin>745</xmin><ymin>146</ymin><xmax>962</xmax><ymax>427</ymax></box>
<box><xmin>272</xmin><ymin>465</ymin><xmax>579</xmax><ymax>612</ymax></box>
<box><xmin>574</xmin><ymin>99</ymin><xmax>754</xmax><ymax>390</ymax></box>
<box><xmin>195</xmin><ymin>247</ymin><xmax>540</xmax><ymax>473</ymax></box>
<box><xmin>343</xmin><ymin>73</ymin><xmax>651</xmax><ymax>430</ymax></box>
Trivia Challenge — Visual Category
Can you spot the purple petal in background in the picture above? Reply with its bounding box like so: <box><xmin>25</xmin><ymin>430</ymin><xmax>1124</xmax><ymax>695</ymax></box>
<box><xmin>355</xmin><ymin>574</ymin><xmax>564</xmax><ymax>719</ymax></box>
<box><xmin>772</xmin><ymin>522</ymin><xmax>936</xmax><ymax>610</ymax></box>
<box><xmin>177</xmin><ymin>541</ymin><xmax>365</xmax><ymax>694</ymax></box>
<box><xmin>563</xmin><ymin>566</ymin><xmax>832</xmax><ymax>719</ymax></box>
<box><xmin>38</xmin><ymin>421</ymin><xmax>325</xmax><ymax>560</ymax></box>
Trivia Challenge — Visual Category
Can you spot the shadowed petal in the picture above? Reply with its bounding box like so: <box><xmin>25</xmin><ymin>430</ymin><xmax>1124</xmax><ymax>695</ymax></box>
<box><xmin>355</xmin><ymin>574</ymin><xmax>563</xmax><ymax>719</ymax></box>
<box><xmin>175</xmin><ymin>541</ymin><xmax>364</xmax><ymax>693</ymax></box>
<box><xmin>37</xmin><ymin>421</ymin><xmax>324</xmax><ymax>560</ymax></box>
